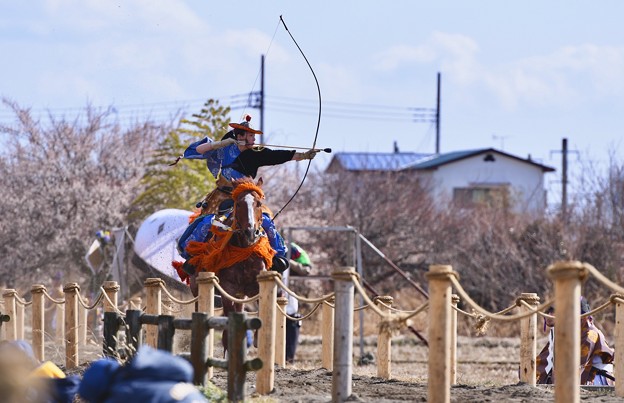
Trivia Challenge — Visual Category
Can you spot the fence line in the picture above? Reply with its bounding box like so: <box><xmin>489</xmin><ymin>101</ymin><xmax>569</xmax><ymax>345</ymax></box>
<box><xmin>2</xmin><ymin>260</ymin><xmax>624</xmax><ymax>402</ymax></box>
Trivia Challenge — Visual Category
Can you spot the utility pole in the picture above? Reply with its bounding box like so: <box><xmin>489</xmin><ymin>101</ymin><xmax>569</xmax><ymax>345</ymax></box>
<box><xmin>436</xmin><ymin>72</ymin><xmax>441</xmax><ymax>154</ymax></box>
<box><xmin>550</xmin><ymin>138</ymin><xmax>578</xmax><ymax>223</ymax></box>
<box><xmin>561</xmin><ymin>138</ymin><xmax>568</xmax><ymax>222</ymax></box>
<box><xmin>260</xmin><ymin>54</ymin><xmax>265</xmax><ymax>145</ymax></box>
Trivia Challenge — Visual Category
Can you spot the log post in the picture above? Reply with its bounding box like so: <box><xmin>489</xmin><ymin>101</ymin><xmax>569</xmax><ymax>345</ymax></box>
<box><xmin>332</xmin><ymin>268</ymin><xmax>356</xmax><ymax>402</ymax></box>
<box><xmin>55</xmin><ymin>302</ymin><xmax>64</xmax><ymax>343</ymax></box>
<box><xmin>157</xmin><ymin>315</ymin><xmax>175</xmax><ymax>352</ymax></box>
<box><xmin>615</xmin><ymin>295</ymin><xmax>624</xmax><ymax>397</ymax></box>
<box><xmin>130</xmin><ymin>296</ymin><xmax>142</xmax><ymax>310</ymax></box>
<box><xmin>0</xmin><ymin>299</ymin><xmax>5</xmax><ymax>341</ymax></box>
<box><xmin>451</xmin><ymin>294</ymin><xmax>460</xmax><ymax>385</ymax></box>
<box><xmin>2</xmin><ymin>289</ymin><xmax>17</xmax><ymax>341</ymax></box>
<box><xmin>125</xmin><ymin>309</ymin><xmax>142</xmax><ymax>357</ymax></box>
<box><xmin>103</xmin><ymin>281</ymin><xmax>119</xmax><ymax>313</ymax></box>
<box><xmin>228</xmin><ymin>312</ymin><xmax>248</xmax><ymax>402</ymax></box>
<box><xmin>16</xmin><ymin>302</ymin><xmax>24</xmax><ymax>340</ymax></box>
<box><xmin>103</xmin><ymin>311</ymin><xmax>120</xmax><ymax>358</ymax></box>
<box><xmin>144</xmin><ymin>278</ymin><xmax>163</xmax><ymax>348</ymax></box>
<box><xmin>375</xmin><ymin>296</ymin><xmax>393</xmax><ymax>379</ymax></box>
<box><xmin>519</xmin><ymin>293</ymin><xmax>539</xmax><ymax>385</ymax></box>
<box><xmin>191</xmin><ymin>312</ymin><xmax>208</xmax><ymax>386</ymax></box>
<box><xmin>547</xmin><ymin>261</ymin><xmax>584</xmax><ymax>403</ymax></box>
<box><xmin>256</xmin><ymin>271</ymin><xmax>279</xmax><ymax>395</ymax></box>
<box><xmin>197</xmin><ymin>272</ymin><xmax>216</xmax><ymax>379</ymax></box>
<box><xmin>322</xmin><ymin>295</ymin><xmax>335</xmax><ymax>370</ymax></box>
<box><xmin>426</xmin><ymin>265</ymin><xmax>454</xmax><ymax>403</ymax></box>
<box><xmin>31</xmin><ymin>285</ymin><xmax>46</xmax><ymax>361</ymax></box>
<box><xmin>79</xmin><ymin>297</ymin><xmax>88</xmax><ymax>346</ymax></box>
<box><xmin>64</xmin><ymin>282</ymin><xmax>80</xmax><ymax>369</ymax></box>
<box><xmin>162</xmin><ymin>295</ymin><xmax>173</xmax><ymax>316</ymax></box>
<box><xmin>276</xmin><ymin>296</ymin><xmax>288</xmax><ymax>367</ymax></box>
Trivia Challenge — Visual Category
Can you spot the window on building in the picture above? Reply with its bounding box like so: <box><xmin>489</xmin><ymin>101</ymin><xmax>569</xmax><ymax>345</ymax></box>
<box><xmin>453</xmin><ymin>185</ymin><xmax>510</xmax><ymax>209</ymax></box>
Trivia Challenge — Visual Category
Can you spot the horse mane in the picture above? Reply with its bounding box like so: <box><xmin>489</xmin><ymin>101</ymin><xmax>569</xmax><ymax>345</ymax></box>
<box><xmin>231</xmin><ymin>178</ymin><xmax>264</xmax><ymax>200</ymax></box>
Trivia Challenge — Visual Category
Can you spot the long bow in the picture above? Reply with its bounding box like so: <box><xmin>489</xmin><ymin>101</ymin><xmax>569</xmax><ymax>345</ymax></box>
<box><xmin>272</xmin><ymin>15</ymin><xmax>322</xmax><ymax>221</ymax></box>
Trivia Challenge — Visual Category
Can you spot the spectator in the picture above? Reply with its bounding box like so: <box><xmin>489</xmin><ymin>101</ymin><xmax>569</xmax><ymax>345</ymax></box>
<box><xmin>535</xmin><ymin>296</ymin><xmax>615</xmax><ymax>385</ymax></box>
<box><xmin>283</xmin><ymin>241</ymin><xmax>312</xmax><ymax>364</ymax></box>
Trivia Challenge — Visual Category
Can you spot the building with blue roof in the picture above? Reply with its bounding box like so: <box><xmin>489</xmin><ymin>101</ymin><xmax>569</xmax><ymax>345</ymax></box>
<box><xmin>326</xmin><ymin>148</ymin><xmax>555</xmax><ymax>216</ymax></box>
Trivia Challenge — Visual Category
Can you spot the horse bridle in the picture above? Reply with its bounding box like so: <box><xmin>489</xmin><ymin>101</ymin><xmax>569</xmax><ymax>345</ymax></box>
<box><xmin>231</xmin><ymin>190</ymin><xmax>264</xmax><ymax>246</ymax></box>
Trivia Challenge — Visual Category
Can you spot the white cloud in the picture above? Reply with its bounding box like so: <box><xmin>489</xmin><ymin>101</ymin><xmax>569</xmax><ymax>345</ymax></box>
<box><xmin>481</xmin><ymin>44</ymin><xmax>624</xmax><ymax>109</ymax></box>
<box><xmin>374</xmin><ymin>31</ymin><xmax>624</xmax><ymax>111</ymax></box>
<box><xmin>373</xmin><ymin>31</ymin><xmax>479</xmax><ymax>75</ymax></box>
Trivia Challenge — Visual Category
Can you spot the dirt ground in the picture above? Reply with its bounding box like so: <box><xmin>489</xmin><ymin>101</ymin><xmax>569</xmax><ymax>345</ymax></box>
<box><xmin>37</xmin><ymin>325</ymin><xmax>620</xmax><ymax>402</ymax></box>
<box><xmin>206</xmin><ymin>335</ymin><xmax>621</xmax><ymax>402</ymax></box>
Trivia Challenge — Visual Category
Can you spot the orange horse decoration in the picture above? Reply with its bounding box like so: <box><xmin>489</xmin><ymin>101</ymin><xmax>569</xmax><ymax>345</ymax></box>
<box><xmin>185</xmin><ymin>179</ymin><xmax>274</xmax><ymax>275</ymax></box>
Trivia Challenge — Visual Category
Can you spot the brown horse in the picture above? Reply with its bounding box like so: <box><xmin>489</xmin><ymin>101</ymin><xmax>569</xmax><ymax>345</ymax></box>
<box><xmin>185</xmin><ymin>177</ymin><xmax>274</xmax><ymax>351</ymax></box>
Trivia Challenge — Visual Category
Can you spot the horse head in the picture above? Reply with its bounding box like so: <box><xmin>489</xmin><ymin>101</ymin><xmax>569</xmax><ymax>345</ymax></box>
<box><xmin>231</xmin><ymin>177</ymin><xmax>265</xmax><ymax>247</ymax></box>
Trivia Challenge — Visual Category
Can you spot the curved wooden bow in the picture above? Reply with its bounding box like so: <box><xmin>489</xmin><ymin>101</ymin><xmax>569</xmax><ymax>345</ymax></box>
<box><xmin>272</xmin><ymin>15</ymin><xmax>322</xmax><ymax>221</ymax></box>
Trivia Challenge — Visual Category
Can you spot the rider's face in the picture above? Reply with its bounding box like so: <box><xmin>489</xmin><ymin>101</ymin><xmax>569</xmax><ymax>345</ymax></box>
<box><xmin>237</xmin><ymin>131</ymin><xmax>256</xmax><ymax>150</ymax></box>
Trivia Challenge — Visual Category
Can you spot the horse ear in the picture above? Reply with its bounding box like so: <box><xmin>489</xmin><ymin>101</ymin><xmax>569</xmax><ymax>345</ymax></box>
<box><xmin>256</xmin><ymin>177</ymin><xmax>263</xmax><ymax>187</ymax></box>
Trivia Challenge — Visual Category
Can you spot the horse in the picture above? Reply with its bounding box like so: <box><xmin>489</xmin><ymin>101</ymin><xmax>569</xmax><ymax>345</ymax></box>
<box><xmin>184</xmin><ymin>177</ymin><xmax>274</xmax><ymax>352</ymax></box>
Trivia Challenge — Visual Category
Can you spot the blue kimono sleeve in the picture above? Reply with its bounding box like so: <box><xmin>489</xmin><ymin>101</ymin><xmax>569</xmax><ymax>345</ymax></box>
<box><xmin>183</xmin><ymin>137</ymin><xmax>228</xmax><ymax>179</ymax></box>
<box><xmin>183</xmin><ymin>137</ymin><xmax>210</xmax><ymax>159</ymax></box>
<box><xmin>262</xmin><ymin>214</ymin><xmax>286</xmax><ymax>257</ymax></box>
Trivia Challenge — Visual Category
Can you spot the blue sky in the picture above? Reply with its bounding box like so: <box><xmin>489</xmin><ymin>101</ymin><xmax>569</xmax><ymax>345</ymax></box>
<box><xmin>2</xmin><ymin>1</ymin><xmax>623</xmax><ymax>206</ymax></box>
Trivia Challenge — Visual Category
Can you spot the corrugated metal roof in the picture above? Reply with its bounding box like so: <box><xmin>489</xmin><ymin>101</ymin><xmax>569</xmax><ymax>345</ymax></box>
<box><xmin>329</xmin><ymin>148</ymin><xmax>556</xmax><ymax>173</ymax></box>
<box><xmin>400</xmin><ymin>149</ymin><xmax>489</xmax><ymax>170</ymax></box>
<box><xmin>333</xmin><ymin>152</ymin><xmax>431</xmax><ymax>171</ymax></box>
<box><xmin>401</xmin><ymin>148</ymin><xmax>555</xmax><ymax>172</ymax></box>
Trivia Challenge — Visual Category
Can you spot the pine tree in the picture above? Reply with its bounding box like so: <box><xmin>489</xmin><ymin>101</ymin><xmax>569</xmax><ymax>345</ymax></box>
<box><xmin>130</xmin><ymin>99</ymin><xmax>231</xmax><ymax>220</ymax></box>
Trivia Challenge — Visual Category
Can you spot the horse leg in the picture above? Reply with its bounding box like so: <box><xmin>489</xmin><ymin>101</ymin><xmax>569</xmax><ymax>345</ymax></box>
<box><xmin>189</xmin><ymin>273</ymin><xmax>198</xmax><ymax>298</ymax></box>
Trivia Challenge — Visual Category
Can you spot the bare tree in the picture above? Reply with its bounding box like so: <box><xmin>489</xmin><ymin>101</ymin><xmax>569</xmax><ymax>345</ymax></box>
<box><xmin>0</xmin><ymin>99</ymin><xmax>169</xmax><ymax>287</ymax></box>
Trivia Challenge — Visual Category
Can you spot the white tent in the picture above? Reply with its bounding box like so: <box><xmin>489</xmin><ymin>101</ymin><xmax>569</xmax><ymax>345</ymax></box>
<box><xmin>133</xmin><ymin>209</ymin><xmax>192</xmax><ymax>282</ymax></box>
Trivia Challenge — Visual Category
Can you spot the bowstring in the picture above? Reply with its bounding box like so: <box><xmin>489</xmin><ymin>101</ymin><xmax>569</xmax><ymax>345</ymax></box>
<box><xmin>272</xmin><ymin>15</ymin><xmax>322</xmax><ymax>222</ymax></box>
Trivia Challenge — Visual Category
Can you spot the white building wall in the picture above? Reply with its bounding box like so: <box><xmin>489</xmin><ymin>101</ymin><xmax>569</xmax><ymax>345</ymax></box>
<box><xmin>428</xmin><ymin>153</ymin><xmax>547</xmax><ymax>215</ymax></box>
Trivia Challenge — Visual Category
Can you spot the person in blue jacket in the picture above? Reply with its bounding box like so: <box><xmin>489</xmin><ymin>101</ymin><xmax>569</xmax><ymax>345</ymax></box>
<box><xmin>79</xmin><ymin>346</ymin><xmax>208</xmax><ymax>403</ymax></box>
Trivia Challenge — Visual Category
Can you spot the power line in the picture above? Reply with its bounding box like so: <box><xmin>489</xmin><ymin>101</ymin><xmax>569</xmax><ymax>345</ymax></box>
<box><xmin>0</xmin><ymin>92</ymin><xmax>436</xmax><ymax>125</ymax></box>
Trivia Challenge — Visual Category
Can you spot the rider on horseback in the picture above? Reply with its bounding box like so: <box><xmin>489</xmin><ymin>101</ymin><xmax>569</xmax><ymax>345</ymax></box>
<box><xmin>184</xmin><ymin>114</ymin><xmax>317</xmax><ymax>182</ymax></box>
<box><xmin>180</xmin><ymin>115</ymin><xmax>307</xmax><ymax>273</ymax></box>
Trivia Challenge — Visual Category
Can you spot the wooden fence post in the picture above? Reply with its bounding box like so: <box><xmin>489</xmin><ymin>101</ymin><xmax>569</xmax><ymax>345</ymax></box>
<box><xmin>31</xmin><ymin>285</ymin><xmax>46</xmax><ymax>362</ymax></box>
<box><xmin>276</xmin><ymin>296</ymin><xmax>288</xmax><ymax>367</ymax></box>
<box><xmin>0</xmin><ymin>298</ymin><xmax>5</xmax><ymax>341</ymax></box>
<box><xmin>130</xmin><ymin>296</ymin><xmax>142</xmax><ymax>310</ymax></box>
<box><xmin>332</xmin><ymin>268</ymin><xmax>356</xmax><ymax>402</ymax></box>
<box><xmin>162</xmin><ymin>295</ymin><xmax>173</xmax><ymax>316</ymax></box>
<box><xmin>103</xmin><ymin>311</ymin><xmax>120</xmax><ymax>358</ymax></box>
<box><xmin>426</xmin><ymin>265</ymin><xmax>454</xmax><ymax>403</ymax></box>
<box><xmin>197</xmin><ymin>272</ymin><xmax>216</xmax><ymax>379</ymax></box>
<box><xmin>615</xmin><ymin>295</ymin><xmax>624</xmax><ymax>397</ymax></box>
<box><xmin>16</xmin><ymin>302</ymin><xmax>24</xmax><ymax>340</ymax></box>
<box><xmin>55</xmin><ymin>302</ymin><xmax>64</xmax><ymax>343</ymax></box>
<box><xmin>191</xmin><ymin>312</ymin><xmax>208</xmax><ymax>386</ymax></box>
<box><xmin>79</xmin><ymin>297</ymin><xmax>88</xmax><ymax>346</ymax></box>
<box><xmin>256</xmin><ymin>271</ymin><xmax>279</xmax><ymax>395</ymax></box>
<box><xmin>322</xmin><ymin>295</ymin><xmax>335</xmax><ymax>370</ymax></box>
<box><xmin>375</xmin><ymin>296</ymin><xmax>393</xmax><ymax>379</ymax></box>
<box><xmin>451</xmin><ymin>294</ymin><xmax>460</xmax><ymax>385</ymax></box>
<box><xmin>548</xmin><ymin>261</ymin><xmax>583</xmax><ymax>403</ymax></box>
<box><xmin>519</xmin><ymin>293</ymin><xmax>539</xmax><ymax>386</ymax></box>
<box><xmin>64</xmin><ymin>282</ymin><xmax>80</xmax><ymax>369</ymax></box>
<box><xmin>144</xmin><ymin>278</ymin><xmax>163</xmax><ymax>348</ymax></box>
<box><xmin>228</xmin><ymin>312</ymin><xmax>248</xmax><ymax>402</ymax></box>
<box><xmin>157</xmin><ymin>315</ymin><xmax>175</xmax><ymax>352</ymax></box>
<box><xmin>103</xmin><ymin>281</ymin><xmax>119</xmax><ymax>312</ymax></box>
<box><xmin>125</xmin><ymin>309</ymin><xmax>142</xmax><ymax>357</ymax></box>
<box><xmin>2</xmin><ymin>289</ymin><xmax>17</xmax><ymax>341</ymax></box>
